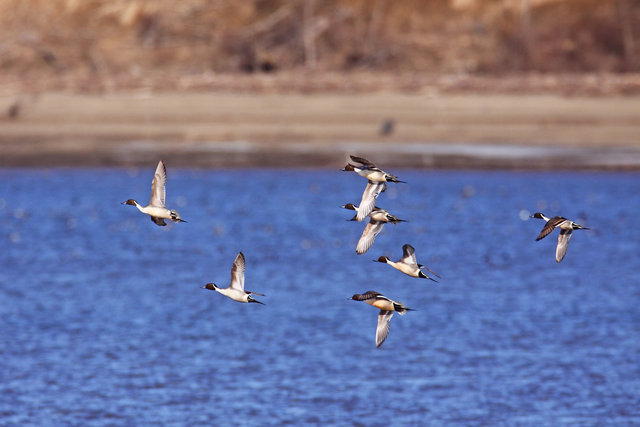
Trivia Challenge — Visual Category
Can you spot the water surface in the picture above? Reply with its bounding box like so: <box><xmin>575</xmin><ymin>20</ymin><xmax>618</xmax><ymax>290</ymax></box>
<box><xmin>1</xmin><ymin>169</ymin><xmax>639</xmax><ymax>426</ymax></box>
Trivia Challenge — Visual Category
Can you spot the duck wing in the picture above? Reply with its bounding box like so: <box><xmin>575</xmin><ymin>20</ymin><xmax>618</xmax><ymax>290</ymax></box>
<box><xmin>376</xmin><ymin>310</ymin><xmax>394</xmax><ymax>348</ymax></box>
<box><xmin>356</xmin><ymin>220</ymin><xmax>384</xmax><ymax>255</ymax></box>
<box><xmin>536</xmin><ymin>216</ymin><xmax>565</xmax><ymax>241</ymax></box>
<box><xmin>229</xmin><ymin>252</ymin><xmax>246</xmax><ymax>291</ymax></box>
<box><xmin>350</xmin><ymin>155</ymin><xmax>376</xmax><ymax>167</ymax></box>
<box><xmin>356</xmin><ymin>181</ymin><xmax>386</xmax><ymax>221</ymax></box>
<box><xmin>150</xmin><ymin>216</ymin><xmax>167</xmax><ymax>226</ymax></box>
<box><xmin>149</xmin><ymin>160</ymin><xmax>167</xmax><ymax>207</ymax></box>
<box><xmin>401</xmin><ymin>244</ymin><xmax>418</xmax><ymax>265</ymax></box>
<box><xmin>555</xmin><ymin>229</ymin><xmax>573</xmax><ymax>263</ymax></box>
<box><xmin>352</xmin><ymin>290</ymin><xmax>382</xmax><ymax>301</ymax></box>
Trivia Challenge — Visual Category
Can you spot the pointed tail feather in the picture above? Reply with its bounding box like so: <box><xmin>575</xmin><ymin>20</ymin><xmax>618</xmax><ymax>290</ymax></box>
<box><xmin>394</xmin><ymin>303</ymin><xmax>414</xmax><ymax>315</ymax></box>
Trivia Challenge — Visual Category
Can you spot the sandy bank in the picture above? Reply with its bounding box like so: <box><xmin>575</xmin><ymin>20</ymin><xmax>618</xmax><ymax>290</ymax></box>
<box><xmin>1</xmin><ymin>91</ymin><xmax>639</xmax><ymax>169</ymax></box>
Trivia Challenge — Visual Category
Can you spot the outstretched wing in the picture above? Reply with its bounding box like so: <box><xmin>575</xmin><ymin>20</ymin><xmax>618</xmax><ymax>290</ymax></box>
<box><xmin>350</xmin><ymin>155</ymin><xmax>376</xmax><ymax>167</ymax></box>
<box><xmin>401</xmin><ymin>244</ymin><xmax>418</xmax><ymax>265</ymax></box>
<box><xmin>150</xmin><ymin>216</ymin><xmax>167</xmax><ymax>226</ymax></box>
<box><xmin>555</xmin><ymin>229</ymin><xmax>573</xmax><ymax>262</ymax></box>
<box><xmin>352</xmin><ymin>290</ymin><xmax>382</xmax><ymax>301</ymax></box>
<box><xmin>376</xmin><ymin>310</ymin><xmax>394</xmax><ymax>348</ymax></box>
<box><xmin>230</xmin><ymin>252</ymin><xmax>246</xmax><ymax>290</ymax></box>
<box><xmin>149</xmin><ymin>161</ymin><xmax>167</xmax><ymax>207</ymax></box>
<box><xmin>536</xmin><ymin>216</ymin><xmax>565</xmax><ymax>241</ymax></box>
<box><xmin>356</xmin><ymin>220</ymin><xmax>384</xmax><ymax>255</ymax></box>
<box><xmin>357</xmin><ymin>181</ymin><xmax>386</xmax><ymax>221</ymax></box>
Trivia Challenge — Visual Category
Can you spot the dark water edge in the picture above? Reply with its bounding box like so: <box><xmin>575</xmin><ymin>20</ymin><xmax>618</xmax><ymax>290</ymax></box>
<box><xmin>2</xmin><ymin>141</ymin><xmax>640</xmax><ymax>170</ymax></box>
<box><xmin>0</xmin><ymin>169</ymin><xmax>639</xmax><ymax>426</ymax></box>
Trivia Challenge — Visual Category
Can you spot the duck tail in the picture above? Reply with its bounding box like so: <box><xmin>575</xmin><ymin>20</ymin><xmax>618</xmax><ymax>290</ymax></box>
<box><xmin>394</xmin><ymin>303</ymin><xmax>414</xmax><ymax>315</ymax></box>
<box><xmin>389</xmin><ymin>218</ymin><xmax>407</xmax><ymax>224</ymax></box>
<box><xmin>418</xmin><ymin>270</ymin><xmax>438</xmax><ymax>282</ymax></box>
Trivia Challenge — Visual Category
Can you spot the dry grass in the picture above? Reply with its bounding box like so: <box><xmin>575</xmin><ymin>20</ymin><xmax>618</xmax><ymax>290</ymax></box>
<box><xmin>1</xmin><ymin>0</ymin><xmax>639</xmax><ymax>93</ymax></box>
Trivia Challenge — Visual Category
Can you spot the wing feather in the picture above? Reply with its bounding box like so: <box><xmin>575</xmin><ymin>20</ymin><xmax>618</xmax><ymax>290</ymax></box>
<box><xmin>376</xmin><ymin>310</ymin><xmax>393</xmax><ymax>348</ymax></box>
<box><xmin>149</xmin><ymin>161</ymin><xmax>167</xmax><ymax>207</ymax></box>
<box><xmin>356</xmin><ymin>220</ymin><xmax>384</xmax><ymax>255</ymax></box>
<box><xmin>401</xmin><ymin>244</ymin><xmax>418</xmax><ymax>265</ymax></box>
<box><xmin>350</xmin><ymin>155</ymin><xmax>376</xmax><ymax>167</ymax></box>
<box><xmin>150</xmin><ymin>216</ymin><xmax>166</xmax><ymax>226</ymax></box>
<box><xmin>555</xmin><ymin>229</ymin><xmax>572</xmax><ymax>262</ymax></box>
<box><xmin>356</xmin><ymin>182</ymin><xmax>385</xmax><ymax>221</ymax></box>
<box><xmin>230</xmin><ymin>252</ymin><xmax>246</xmax><ymax>290</ymax></box>
<box><xmin>352</xmin><ymin>291</ymin><xmax>381</xmax><ymax>301</ymax></box>
<box><xmin>536</xmin><ymin>216</ymin><xmax>566</xmax><ymax>241</ymax></box>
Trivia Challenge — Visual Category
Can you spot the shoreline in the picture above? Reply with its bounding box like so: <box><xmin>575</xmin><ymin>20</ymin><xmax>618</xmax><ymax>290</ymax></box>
<box><xmin>1</xmin><ymin>91</ymin><xmax>639</xmax><ymax>170</ymax></box>
<box><xmin>2</xmin><ymin>141</ymin><xmax>640</xmax><ymax>171</ymax></box>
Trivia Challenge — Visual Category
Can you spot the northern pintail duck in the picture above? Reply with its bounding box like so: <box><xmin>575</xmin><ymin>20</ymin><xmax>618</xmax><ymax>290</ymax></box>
<box><xmin>122</xmin><ymin>160</ymin><xmax>186</xmax><ymax>226</ymax></box>
<box><xmin>375</xmin><ymin>244</ymin><xmax>440</xmax><ymax>282</ymax></box>
<box><xmin>342</xmin><ymin>155</ymin><xmax>404</xmax><ymax>184</ymax></box>
<box><xmin>531</xmin><ymin>212</ymin><xmax>589</xmax><ymax>263</ymax></box>
<box><xmin>342</xmin><ymin>204</ymin><xmax>406</xmax><ymax>254</ymax></box>
<box><xmin>202</xmin><ymin>252</ymin><xmax>265</xmax><ymax>304</ymax></box>
<box><xmin>351</xmin><ymin>290</ymin><xmax>413</xmax><ymax>348</ymax></box>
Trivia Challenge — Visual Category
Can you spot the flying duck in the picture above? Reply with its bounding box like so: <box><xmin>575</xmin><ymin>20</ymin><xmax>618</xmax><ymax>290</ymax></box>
<box><xmin>375</xmin><ymin>244</ymin><xmax>440</xmax><ymax>282</ymax></box>
<box><xmin>342</xmin><ymin>204</ymin><xmax>406</xmax><ymax>254</ymax></box>
<box><xmin>122</xmin><ymin>160</ymin><xmax>186</xmax><ymax>226</ymax></box>
<box><xmin>342</xmin><ymin>155</ymin><xmax>404</xmax><ymax>184</ymax></box>
<box><xmin>531</xmin><ymin>212</ymin><xmax>589</xmax><ymax>262</ymax></box>
<box><xmin>202</xmin><ymin>252</ymin><xmax>265</xmax><ymax>304</ymax></box>
<box><xmin>351</xmin><ymin>290</ymin><xmax>413</xmax><ymax>348</ymax></box>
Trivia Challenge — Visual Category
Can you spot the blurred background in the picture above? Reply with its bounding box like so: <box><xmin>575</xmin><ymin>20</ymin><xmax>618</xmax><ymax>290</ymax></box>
<box><xmin>1</xmin><ymin>0</ymin><xmax>640</xmax><ymax>168</ymax></box>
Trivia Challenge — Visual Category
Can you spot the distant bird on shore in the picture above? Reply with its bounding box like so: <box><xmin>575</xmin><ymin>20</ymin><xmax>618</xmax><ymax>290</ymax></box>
<box><xmin>122</xmin><ymin>160</ymin><xmax>186</xmax><ymax>226</ymax></box>
<box><xmin>7</xmin><ymin>99</ymin><xmax>21</xmax><ymax>119</ymax></box>
<box><xmin>379</xmin><ymin>119</ymin><xmax>395</xmax><ymax>136</ymax></box>
<box><xmin>531</xmin><ymin>212</ymin><xmax>589</xmax><ymax>262</ymax></box>
<box><xmin>342</xmin><ymin>155</ymin><xmax>404</xmax><ymax>184</ymax></box>
<box><xmin>350</xmin><ymin>290</ymin><xmax>413</xmax><ymax>348</ymax></box>
<box><xmin>202</xmin><ymin>252</ymin><xmax>265</xmax><ymax>304</ymax></box>
<box><xmin>375</xmin><ymin>244</ymin><xmax>440</xmax><ymax>282</ymax></box>
<box><xmin>342</xmin><ymin>204</ymin><xmax>406</xmax><ymax>254</ymax></box>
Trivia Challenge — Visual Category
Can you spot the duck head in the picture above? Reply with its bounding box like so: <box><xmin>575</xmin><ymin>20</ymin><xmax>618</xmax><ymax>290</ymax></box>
<box><xmin>122</xmin><ymin>199</ymin><xmax>137</xmax><ymax>206</ymax></box>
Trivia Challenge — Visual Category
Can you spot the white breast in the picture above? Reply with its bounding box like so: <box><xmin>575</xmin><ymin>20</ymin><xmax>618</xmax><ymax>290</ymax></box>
<box><xmin>139</xmin><ymin>205</ymin><xmax>171</xmax><ymax>219</ymax></box>
<box><xmin>216</xmin><ymin>287</ymin><xmax>249</xmax><ymax>302</ymax></box>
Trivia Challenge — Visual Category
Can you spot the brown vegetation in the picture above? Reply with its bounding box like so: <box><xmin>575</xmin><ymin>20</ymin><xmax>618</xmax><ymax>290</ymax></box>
<box><xmin>1</xmin><ymin>0</ymin><xmax>639</xmax><ymax>93</ymax></box>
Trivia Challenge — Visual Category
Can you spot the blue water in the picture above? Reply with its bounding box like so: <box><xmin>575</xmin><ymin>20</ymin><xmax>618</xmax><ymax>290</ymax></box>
<box><xmin>1</xmin><ymin>169</ymin><xmax>639</xmax><ymax>426</ymax></box>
